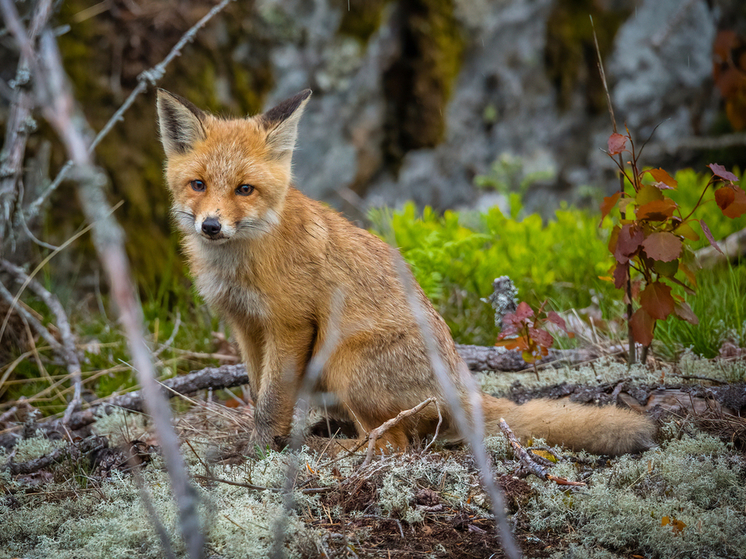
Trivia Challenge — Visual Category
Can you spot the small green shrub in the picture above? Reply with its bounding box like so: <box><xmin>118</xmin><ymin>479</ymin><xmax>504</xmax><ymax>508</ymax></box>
<box><xmin>370</xmin><ymin>169</ymin><xmax>745</xmax><ymax>354</ymax></box>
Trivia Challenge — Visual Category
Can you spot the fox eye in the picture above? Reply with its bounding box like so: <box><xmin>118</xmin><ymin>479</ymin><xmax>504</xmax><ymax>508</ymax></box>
<box><xmin>236</xmin><ymin>184</ymin><xmax>255</xmax><ymax>196</ymax></box>
<box><xmin>190</xmin><ymin>180</ymin><xmax>206</xmax><ymax>192</ymax></box>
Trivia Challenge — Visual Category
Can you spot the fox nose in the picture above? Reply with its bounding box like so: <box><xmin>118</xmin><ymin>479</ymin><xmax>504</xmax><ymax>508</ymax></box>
<box><xmin>201</xmin><ymin>217</ymin><xmax>221</xmax><ymax>237</ymax></box>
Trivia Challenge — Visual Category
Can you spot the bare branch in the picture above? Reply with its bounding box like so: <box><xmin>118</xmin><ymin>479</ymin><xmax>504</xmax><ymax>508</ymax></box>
<box><xmin>0</xmin><ymin>5</ymin><xmax>219</xmax><ymax>553</ymax></box>
<box><xmin>271</xmin><ymin>290</ymin><xmax>346</xmax><ymax>559</ymax></box>
<box><xmin>0</xmin><ymin>0</ymin><xmax>53</xmax><ymax>246</ymax></box>
<box><xmin>0</xmin><ymin>364</ymin><xmax>249</xmax><ymax>449</ymax></box>
<box><xmin>0</xmin><ymin>276</ymin><xmax>60</xmax><ymax>351</ymax></box>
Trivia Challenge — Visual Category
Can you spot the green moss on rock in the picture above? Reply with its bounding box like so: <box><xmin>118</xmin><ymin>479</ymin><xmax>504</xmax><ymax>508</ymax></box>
<box><xmin>544</xmin><ymin>0</ymin><xmax>630</xmax><ymax>112</ymax></box>
<box><xmin>383</xmin><ymin>0</ymin><xmax>466</xmax><ymax>163</ymax></box>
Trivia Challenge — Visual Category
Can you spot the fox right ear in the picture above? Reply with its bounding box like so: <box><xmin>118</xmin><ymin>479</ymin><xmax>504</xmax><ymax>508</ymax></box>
<box><xmin>156</xmin><ymin>89</ymin><xmax>207</xmax><ymax>157</ymax></box>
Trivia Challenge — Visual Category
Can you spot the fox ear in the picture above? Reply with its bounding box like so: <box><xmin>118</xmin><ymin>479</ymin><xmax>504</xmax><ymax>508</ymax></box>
<box><xmin>261</xmin><ymin>89</ymin><xmax>312</xmax><ymax>159</ymax></box>
<box><xmin>156</xmin><ymin>89</ymin><xmax>207</xmax><ymax>157</ymax></box>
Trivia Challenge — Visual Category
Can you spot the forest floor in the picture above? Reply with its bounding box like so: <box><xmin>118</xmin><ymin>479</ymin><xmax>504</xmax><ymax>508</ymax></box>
<box><xmin>1</xmin><ymin>354</ymin><xmax>745</xmax><ymax>559</ymax></box>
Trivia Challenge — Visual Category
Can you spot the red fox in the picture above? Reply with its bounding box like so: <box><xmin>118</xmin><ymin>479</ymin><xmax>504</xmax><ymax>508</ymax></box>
<box><xmin>156</xmin><ymin>89</ymin><xmax>655</xmax><ymax>456</ymax></box>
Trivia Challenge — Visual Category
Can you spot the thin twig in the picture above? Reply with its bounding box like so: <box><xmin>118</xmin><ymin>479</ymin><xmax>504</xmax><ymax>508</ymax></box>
<box><xmin>153</xmin><ymin>310</ymin><xmax>181</xmax><ymax>358</ymax></box>
<box><xmin>422</xmin><ymin>399</ymin><xmax>443</xmax><ymax>453</ymax></box>
<box><xmin>394</xmin><ymin>255</ymin><xmax>521</xmax><ymax>559</ymax></box>
<box><xmin>0</xmin><ymin>201</ymin><xmax>123</xmax><ymax>346</ymax></box>
<box><xmin>361</xmin><ymin>398</ymin><xmax>435</xmax><ymax>468</ymax></box>
<box><xmin>0</xmin><ymin>277</ymin><xmax>60</xmax><ymax>351</ymax></box>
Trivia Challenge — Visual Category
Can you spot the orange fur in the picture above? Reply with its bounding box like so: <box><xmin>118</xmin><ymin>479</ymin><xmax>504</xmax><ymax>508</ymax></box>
<box><xmin>156</xmin><ymin>89</ymin><xmax>655</xmax><ymax>455</ymax></box>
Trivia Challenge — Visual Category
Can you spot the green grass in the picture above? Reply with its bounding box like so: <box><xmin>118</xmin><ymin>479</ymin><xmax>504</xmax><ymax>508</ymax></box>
<box><xmin>654</xmin><ymin>263</ymin><xmax>746</xmax><ymax>360</ymax></box>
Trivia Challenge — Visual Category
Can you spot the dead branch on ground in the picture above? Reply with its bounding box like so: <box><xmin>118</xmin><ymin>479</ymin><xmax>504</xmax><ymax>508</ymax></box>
<box><xmin>4</xmin><ymin>434</ymin><xmax>107</xmax><ymax>475</ymax></box>
<box><xmin>499</xmin><ymin>418</ymin><xmax>585</xmax><ymax>487</ymax></box>
<box><xmin>0</xmin><ymin>364</ymin><xmax>248</xmax><ymax>448</ymax></box>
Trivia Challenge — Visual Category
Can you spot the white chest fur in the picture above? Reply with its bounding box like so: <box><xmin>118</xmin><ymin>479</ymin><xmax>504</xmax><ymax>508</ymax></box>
<box><xmin>192</xmin><ymin>243</ymin><xmax>267</xmax><ymax>319</ymax></box>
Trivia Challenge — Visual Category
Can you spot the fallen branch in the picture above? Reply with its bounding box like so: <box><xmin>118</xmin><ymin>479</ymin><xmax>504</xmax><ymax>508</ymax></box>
<box><xmin>455</xmin><ymin>344</ymin><xmax>597</xmax><ymax>371</ymax></box>
<box><xmin>498</xmin><ymin>418</ymin><xmax>585</xmax><ymax>487</ymax></box>
<box><xmin>5</xmin><ymin>434</ymin><xmax>107</xmax><ymax>475</ymax></box>
<box><xmin>0</xmin><ymin>364</ymin><xmax>249</xmax><ymax>448</ymax></box>
<box><xmin>361</xmin><ymin>397</ymin><xmax>436</xmax><ymax>468</ymax></box>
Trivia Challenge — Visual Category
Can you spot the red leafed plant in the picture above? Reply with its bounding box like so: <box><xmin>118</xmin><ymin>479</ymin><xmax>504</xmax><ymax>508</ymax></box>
<box><xmin>600</xmin><ymin>130</ymin><xmax>745</xmax><ymax>361</ymax></box>
<box><xmin>496</xmin><ymin>301</ymin><xmax>574</xmax><ymax>378</ymax></box>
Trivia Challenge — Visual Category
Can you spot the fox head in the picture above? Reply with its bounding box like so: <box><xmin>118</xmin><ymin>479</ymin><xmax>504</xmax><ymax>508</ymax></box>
<box><xmin>156</xmin><ymin>89</ymin><xmax>311</xmax><ymax>243</ymax></box>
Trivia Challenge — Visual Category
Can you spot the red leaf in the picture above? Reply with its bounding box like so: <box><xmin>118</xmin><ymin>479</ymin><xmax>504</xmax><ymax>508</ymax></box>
<box><xmin>515</xmin><ymin>301</ymin><xmax>534</xmax><ymax>321</ymax></box>
<box><xmin>546</xmin><ymin>311</ymin><xmax>568</xmax><ymax>331</ymax></box>
<box><xmin>708</xmin><ymin>163</ymin><xmax>739</xmax><ymax>183</ymax></box>
<box><xmin>636</xmin><ymin>198</ymin><xmax>677</xmax><ymax>221</ymax></box>
<box><xmin>722</xmin><ymin>186</ymin><xmax>746</xmax><ymax>219</ymax></box>
<box><xmin>615</xmin><ymin>224</ymin><xmax>644</xmax><ymax>264</ymax></box>
<box><xmin>613</xmin><ymin>262</ymin><xmax>629</xmax><ymax>289</ymax></box>
<box><xmin>715</xmin><ymin>186</ymin><xmax>735</xmax><ymax>210</ymax></box>
<box><xmin>641</xmin><ymin>232</ymin><xmax>682</xmax><ymax>262</ymax></box>
<box><xmin>599</xmin><ymin>192</ymin><xmax>621</xmax><ymax>226</ymax></box>
<box><xmin>639</xmin><ymin>281</ymin><xmax>675</xmax><ymax>320</ymax></box>
<box><xmin>629</xmin><ymin>308</ymin><xmax>655</xmax><ymax>347</ymax></box>
<box><xmin>699</xmin><ymin>220</ymin><xmax>723</xmax><ymax>254</ymax></box>
<box><xmin>608</xmin><ymin>133</ymin><xmax>628</xmax><ymax>155</ymax></box>
<box><xmin>529</xmin><ymin>327</ymin><xmax>554</xmax><ymax>348</ymax></box>
<box><xmin>673</xmin><ymin>301</ymin><xmax>699</xmax><ymax>325</ymax></box>
<box><xmin>646</xmin><ymin>168</ymin><xmax>678</xmax><ymax>189</ymax></box>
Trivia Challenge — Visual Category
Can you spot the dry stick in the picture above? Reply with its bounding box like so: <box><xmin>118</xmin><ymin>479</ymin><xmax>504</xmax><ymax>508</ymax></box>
<box><xmin>4</xmin><ymin>434</ymin><xmax>107</xmax><ymax>475</ymax></box>
<box><xmin>0</xmin><ymin>259</ymin><xmax>82</xmax><ymax>424</ymax></box>
<box><xmin>2</xmin><ymin>12</ymin><xmax>204</xmax><ymax>557</ymax></box>
<box><xmin>270</xmin><ymin>290</ymin><xmax>346</xmax><ymax>559</ymax></box>
<box><xmin>0</xmin><ymin>0</ymin><xmax>52</xmax><ymax>247</ymax></box>
<box><xmin>591</xmin><ymin>16</ymin><xmax>635</xmax><ymax>365</ymax></box>
<box><xmin>23</xmin><ymin>0</ymin><xmax>236</xmax><ymax>224</ymax></box>
<box><xmin>394</xmin><ymin>255</ymin><xmax>521</xmax><ymax>559</ymax></box>
<box><xmin>498</xmin><ymin>419</ymin><xmax>585</xmax><ymax>487</ymax></box>
<box><xmin>361</xmin><ymin>397</ymin><xmax>435</xmax><ymax>468</ymax></box>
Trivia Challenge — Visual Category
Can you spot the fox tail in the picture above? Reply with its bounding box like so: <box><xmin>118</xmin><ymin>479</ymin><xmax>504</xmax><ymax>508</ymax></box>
<box><xmin>481</xmin><ymin>394</ymin><xmax>655</xmax><ymax>456</ymax></box>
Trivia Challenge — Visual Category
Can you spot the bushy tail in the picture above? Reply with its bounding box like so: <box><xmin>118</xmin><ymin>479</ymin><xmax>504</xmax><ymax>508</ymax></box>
<box><xmin>482</xmin><ymin>394</ymin><xmax>655</xmax><ymax>456</ymax></box>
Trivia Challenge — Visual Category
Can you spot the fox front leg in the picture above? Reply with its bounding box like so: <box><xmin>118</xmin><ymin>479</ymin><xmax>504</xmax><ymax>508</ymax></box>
<box><xmin>249</xmin><ymin>328</ymin><xmax>313</xmax><ymax>451</ymax></box>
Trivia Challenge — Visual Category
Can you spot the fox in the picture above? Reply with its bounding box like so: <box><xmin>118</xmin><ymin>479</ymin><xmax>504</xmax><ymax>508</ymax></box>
<box><xmin>156</xmin><ymin>88</ymin><xmax>655</xmax><ymax>456</ymax></box>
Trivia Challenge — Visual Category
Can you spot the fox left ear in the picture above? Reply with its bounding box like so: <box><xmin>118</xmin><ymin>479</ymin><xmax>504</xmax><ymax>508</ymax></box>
<box><xmin>261</xmin><ymin>89</ymin><xmax>312</xmax><ymax>159</ymax></box>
